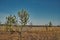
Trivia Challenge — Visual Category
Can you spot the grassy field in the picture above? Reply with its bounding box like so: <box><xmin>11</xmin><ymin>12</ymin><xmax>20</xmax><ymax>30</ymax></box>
<box><xmin>0</xmin><ymin>25</ymin><xmax>60</xmax><ymax>40</ymax></box>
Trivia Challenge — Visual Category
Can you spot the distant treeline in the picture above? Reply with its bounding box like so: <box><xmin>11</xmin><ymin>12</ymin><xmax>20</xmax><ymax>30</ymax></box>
<box><xmin>0</xmin><ymin>24</ymin><xmax>60</xmax><ymax>27</ymax></box>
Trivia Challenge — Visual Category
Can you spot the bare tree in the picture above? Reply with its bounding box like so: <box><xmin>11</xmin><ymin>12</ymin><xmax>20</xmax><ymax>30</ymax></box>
<box><xmin>18</xmin><ymin>9</ymin><xmax>29</xmax><ymax>40</ymax></box>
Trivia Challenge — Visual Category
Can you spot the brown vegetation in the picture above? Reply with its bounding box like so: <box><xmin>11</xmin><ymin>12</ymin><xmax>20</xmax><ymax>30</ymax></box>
<box><xmin>0</xmin><ymin>25</ymin><xmax>60</xmax><ymax>40</ymax></box>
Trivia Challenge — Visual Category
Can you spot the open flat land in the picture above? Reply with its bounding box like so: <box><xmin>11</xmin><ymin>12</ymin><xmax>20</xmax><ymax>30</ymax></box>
<box><xmin>0</xmin><ymin>25</ymin><xmax>60</xmax><ymax>40</ymax></box>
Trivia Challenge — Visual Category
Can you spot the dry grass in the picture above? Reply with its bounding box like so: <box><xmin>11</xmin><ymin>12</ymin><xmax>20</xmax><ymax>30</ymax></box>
<box><xmin>0</xmin><ymin>26</ymin><xmax>60</xmax><ymax>40</ymax></box>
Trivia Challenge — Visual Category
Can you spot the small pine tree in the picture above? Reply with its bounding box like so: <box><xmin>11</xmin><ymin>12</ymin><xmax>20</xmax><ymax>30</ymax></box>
<box><xmin>6</xmin><ymin>15</ymin><xmax>17</xmax><ymax>32</ymax></box>
<box><xmin>18</xmin><ymin>9</ymin><xmax>29</xmax><ymax>40</ymax></box>
<box><xmin>49</xmin><ymin>21</ymin><xmax>52</xmax><ymax>27</ymax></box>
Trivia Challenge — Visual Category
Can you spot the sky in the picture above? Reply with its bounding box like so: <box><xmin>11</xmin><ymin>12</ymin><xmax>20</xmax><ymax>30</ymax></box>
<box><xmin>0</xmin><ymin>0</ymin><xmax>60</xmax><ymax>25</ymax></box>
